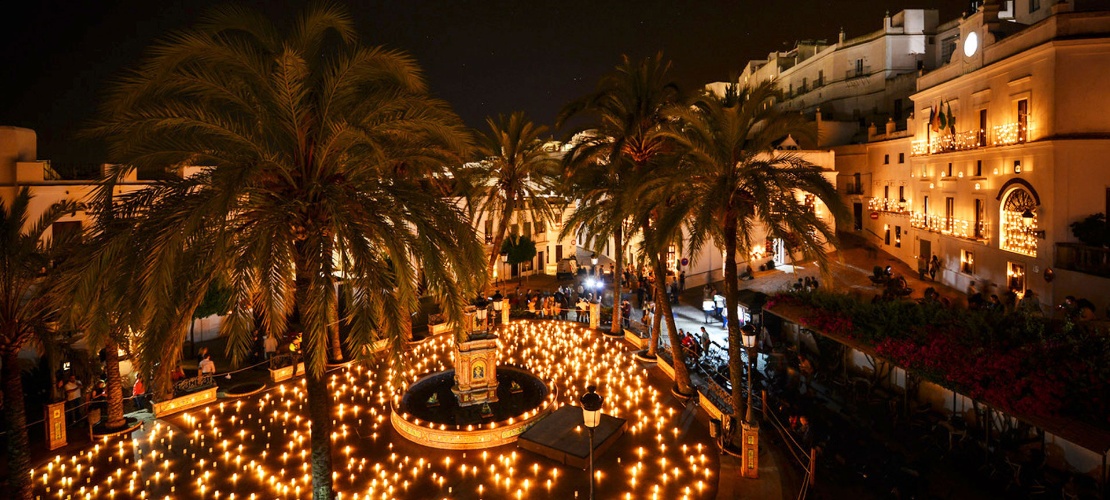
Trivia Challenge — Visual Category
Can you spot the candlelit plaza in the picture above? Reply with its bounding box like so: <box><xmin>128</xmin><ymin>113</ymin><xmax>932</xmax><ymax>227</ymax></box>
<box><xmin>29</xmin><ymin>321</ymin><xmax>719</xmax><ymax>499</ymax></box>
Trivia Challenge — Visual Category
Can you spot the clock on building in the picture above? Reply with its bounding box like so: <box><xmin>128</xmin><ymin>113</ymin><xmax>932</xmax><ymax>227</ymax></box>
<box><xmin>964</xmin><ymin>31</ymin><xmax>979</xmax><ymax>57</ymax></box>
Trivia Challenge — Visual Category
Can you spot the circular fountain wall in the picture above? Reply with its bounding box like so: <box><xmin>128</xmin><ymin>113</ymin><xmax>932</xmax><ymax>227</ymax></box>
<box><xmin>391</xmin><ymin>366</ymin><xmax>556</xmax><ymax>449</ymax></box>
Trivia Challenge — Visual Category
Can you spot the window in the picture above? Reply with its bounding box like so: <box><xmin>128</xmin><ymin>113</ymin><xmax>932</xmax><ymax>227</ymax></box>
<box><xmin>817</xmin><ymin>70</ymin><xmax>824</xmax><ymax>87</ymax></box>
<box><xmin>856</xmin><ymin>59</ymin><xmax>864</xmax><ymax>75</ymax></box>
<box><xmin>895</xmin><ymin>226</ymin><xmax>902</xmax><ymax>248</ymax></box>
<box><xmin>884</xmin><ymin>154</ymin><xmax>890</xmax><ymax>165</ymax></box>
<box><xmin>898</xmin><ymin>186</ymin><xmax>905</xmax><ymax>202</ymax></box>
<box><xmin>923</xmin><ymin>195</ymin><xmax>930</xmax><ymax>215</ymax></box>
<box><xmin>961</xmin><ymin>250</ymin><xmax>975</xmax><ymax>274</ymax></box>
<box><xmin>974</xmin><ymin>199</ymin><xmax>985</xmax><ymax>239</ymax></box>
<box><xmin>884</xmin><ymin>185</ymin><xmax>890</xmax><ymax>199</ymax></box>
<box><xmin>885</xmin><ymin>226</ymin><xmax>891</xmax><ymax>245</ymax></box>
<box><xmin>484</xmin><ymin>219</ymin><xmax>494</xmax><ymax>244</ymax></box>
<box><xmin>898</xmin><ymin>153</ymin><xmax>905</xmax><ymax>164</ymax></box>
<box><xmin>511</xmin><ymin>223</ymin><xmax>519</xmax><ymax>237</ymax></box>
<box><xmin>1017</xmin><ymin>99</ymin><xmax>1029</xmax><ymax>142</ymax></box>
<box><xmin>1029</xmin><ymin>0</ymin><xmax>1040</xmax><ymax>13</ymax></box>
<box><xmin>975</xmin><ymin>160</ymin><xmax>983</xmax><ymax>177</ymax></box>
<box><xmin>945</xmin><ymin>197</ymin><xmax>955</xmax><ymax>231</ymax></box>
<box><xmin>523</xmin><ymin>222</ymin><xmax>532</xmax><ymax>237</ymax></box>
<box><xmin>536</xmin><ymin>220</ymin><xmax>545</xmax><ymax>234</ymax></box>
<box><xmin>853</xmin><ymin>173</ymin><xmax>862</xmax><ymax>194</ymax></box>
<box><xmin>1007</xmin><ymin>262</ymin><xmax>1026</xmax><ymax>293</ymax></box>
<box><xmin>947</xmin><ymin>163</ymin><xmax>953</xmax><ymax>177</ymax></box>
<box><xmin>978</xmin><ymin>109</ymin><xmax>988</xmax><ymax>146</ymax></box>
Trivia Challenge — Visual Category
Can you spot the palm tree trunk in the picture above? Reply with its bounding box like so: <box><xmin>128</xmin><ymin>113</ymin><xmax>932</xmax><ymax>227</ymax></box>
<box><xmin>486</xmin><ymin>203</ymin><xmax>516</xmax><ymax>279</ymax></box>
<box><xmin>103</xmin><ymin>339</ymin><xmax>126</xmax><ymax>429</ymax></box>
<box><xmin>327</xmin><ymin>287</ymin><xmax>343</xmax><ymax>362</ymax></box>
<box><xmin>305</xmin><ymin>366</ymin><xmax>334</xmax><ymax>500</ymax></box>
<box><xmin>609</xmin><ymin>230</ymin><xmax>624</xmax><ymax>334</ymax></box>
<box><xmin>723</xmin><ymin>218</ymin><xmax>745</xmax><ymax>422</ymax></box>
<box><xmin>2</xmin><ymin>349</ymin><xmax>33</xmax><ymax>500</ymax></box>
<box><xmin>647</xmin><ymin>287</ymin><xmax>662</xmax><ymax>358</ymax></box>
<box><xmin>294</xmin><ymin>248</ymin><xmax>335</xmax><ymax>500</ymax></box>
<box><xmin>653</xmin><ymin>254</ymin><xmax>694</xmax><ymax>396</ymax></box>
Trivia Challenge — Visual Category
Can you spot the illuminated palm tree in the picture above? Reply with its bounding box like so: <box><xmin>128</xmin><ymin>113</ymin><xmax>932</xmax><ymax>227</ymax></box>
<box><xmin>465</xmin><ymin>112</ymin><xmax>562</xmax><ymax>280</ymax></box>
<box><xmin>671</xmin><ymin>82</ymin><xmax>848</xmax><ymax>420</ymax></box>
<box><xmin>559</xmin><ymin>53</ymin><xmax>695</xmax><ymax>394</ymax></box>
<box><xmin>88</xmin><ymin>6</ymin><xmax>483</xmax><ymax>498</ymax></box>
<box><xmin>0</xmin><ymin>187</ymin><xmax>78</xmax><ymax>500</ymax></box>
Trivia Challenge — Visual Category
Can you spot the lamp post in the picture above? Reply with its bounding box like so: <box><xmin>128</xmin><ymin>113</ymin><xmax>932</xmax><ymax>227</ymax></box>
<box><xmin>501</xmin><ymin>252</ymin><xmax>510</xmax><ymax>284</ymax></box>
<box><xmin>740</xmin><ymin>323</ymin><xmax>760</xmax><ymax>478</ymax></box>
<box><xmin>591</xmin><ymin>253</ymin><xmax>599</xmax><ymax>276</ymax></box>
<box><xmin>475</xmin><ymin>299</ymin><xmax>489</xmax><ymax>332</ymax></box>
<box><xmin>580</xmin><ymin>385</ymin><xmax>603</xmax><ymax>500</ymax></box>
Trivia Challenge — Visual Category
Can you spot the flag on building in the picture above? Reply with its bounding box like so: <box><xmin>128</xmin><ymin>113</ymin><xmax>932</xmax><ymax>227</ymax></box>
<box><xmin>946</xmin><ymin>101</ymin><xmax>955</xmax><ymax>133</ymax></box>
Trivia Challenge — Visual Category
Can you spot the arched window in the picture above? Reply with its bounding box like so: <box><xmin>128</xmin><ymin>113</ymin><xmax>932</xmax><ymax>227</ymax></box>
<box><xmin>1000</xmin><ymin>187</ymin><xmax>1037</xmax><ymax>257</ymax></box>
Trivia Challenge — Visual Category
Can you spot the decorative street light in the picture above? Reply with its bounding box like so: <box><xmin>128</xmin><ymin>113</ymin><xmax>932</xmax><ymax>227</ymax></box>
<box><xmin>475</xmin><ymin>299</ymin><xmax>489</xmax><ymax>332</ymax></box>
<box><xmin>591</xmin><ymin>253</ymin><xmax>598</xmax><ymax>276</ymax></box>
<box><xmin>741</xmin><ymin>324</ymin><xmax>757</xmax><ymax>422</ymax></box>
<box><xmin>501</xmin><ymin>251</ymin><xmax>510</xmax><ymax>285</ymax></box>
<box><xmin>580</xmin><ymin>385</ymin><xmax>603</xmax><ymax>500</ymax></box>
<box><xmin>1021</xmin><ymin>209</ymin><xmax>1035</xmax><ymax>228</ymax></box>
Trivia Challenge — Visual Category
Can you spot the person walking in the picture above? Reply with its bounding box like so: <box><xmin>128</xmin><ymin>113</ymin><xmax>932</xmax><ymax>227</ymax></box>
<box><xmin>929</xmin><ymin>255</ymin><xmax>940</xmax><ymax>281</ymax></box>
<box><xmin>702</xmin><ymin>297</ymin><xmax>715</xmax><ymax>324</ymax></box>
<box><xmin>679</xmin><ymin>271</ymin><xmax>686</xmax><ymax>292</ymax></box>
<box><xmin>699</xmin><ymin>327</ymin><xmax>711</xmax><ymax>356</ymax></box>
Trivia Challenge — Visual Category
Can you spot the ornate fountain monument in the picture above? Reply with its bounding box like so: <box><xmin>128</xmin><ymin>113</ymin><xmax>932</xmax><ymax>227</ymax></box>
<box><xmin>392</xmin><ymin>299</ymin><xmax>556</xmax><ymax>450</ymax></box>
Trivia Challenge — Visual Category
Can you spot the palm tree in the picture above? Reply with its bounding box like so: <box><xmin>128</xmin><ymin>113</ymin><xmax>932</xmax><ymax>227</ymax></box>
<box><xmin>466</xmin><ymin>112</ymin><xmax>562</xmax><ymax>280</ymax></box>
<box><xmin>56</xmin><ymin>190</ymin><xmax>147</xmax><ymax>432</ymax></box>
<box><xmin>0</xmin><ymin>187</ymin><xmax>78</xmax><ymax>500</ymax></box>
<box><xmin>88</xmin><ymin>6</ymin><xmax>483</xmax><ymax>499</ymax></box>
<box><xmin>675</xmin><ymin>82</ymin><xmax>848</xmax><ymax>421</ymax></box>
<box><xmin>559</xmin><ymin>53</ymin><xmax>694</xmax><ymax>393</ymax></box>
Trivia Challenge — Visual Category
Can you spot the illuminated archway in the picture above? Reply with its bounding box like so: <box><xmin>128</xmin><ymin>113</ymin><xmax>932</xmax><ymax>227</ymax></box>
<box><xmin>1000</xmin><ymin>186</ymin><xmax>1038</xmax><ymax>257</ymax></box>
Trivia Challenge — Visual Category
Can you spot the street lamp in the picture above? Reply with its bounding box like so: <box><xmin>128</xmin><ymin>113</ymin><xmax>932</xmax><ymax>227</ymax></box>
<box><xmin>580</xmin><ymin>385</ymin><xmax>603</xmax><ymax>500</ymax></box>
<box><xmin>591</xmin><ymin>253</ymin><xmax>599</xmax><ymax>276</ymax></box>
<box><xmin>474</xmin><ymin>299</ymin><xmax>489</xmax><ymax>332</ymax></box>
<box><xmin>741</xmin><ymin>324</ymin><xmax>757</xmax><ymax>422</ymax></box>
<box><xmin>740</xmin><ymin>323</ymin><xmax>760</xmax><ymax>478</ymax></box>
<box><xmin>501</xmin><ymin>252</ymin><xmax>510</xmax><ymax>284</ymax></box>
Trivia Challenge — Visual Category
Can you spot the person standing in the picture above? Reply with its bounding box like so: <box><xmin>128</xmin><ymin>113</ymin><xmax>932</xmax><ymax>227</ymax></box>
<box><xmin>264</xmin><ymin>334</ymin><xmax>278</xmax><ymax>360</ymax></box>
<box><xmin>700</xmin><ymin>327</ymin><xmax>711</xmax><ymax>356</ymax></box>
<box><xmin>64</xmin><ymin>375</ymin><xmax>83</xmax><ymax>426</ymax></box>
<box><xmin>929</xmin><ymin>255</ymin><xmax>940</xmax><ymax>281</ymax></box>
<box><xmin>199</xmin><ymin>353</ymin><xmax>216</xmax><ymax>377</ymax></box>
<box><xmin>133</xmin><ymin>377</ymin><xmax>148</xmax><ymax>413</ymax></box>
<box><xmin>679</xmin><ymin>271</ymin><xmax>686</xmax><ymax>292</ymax></box>
<box><xmin>713</xmin><ymin>291</ymin><xmax>726</xmax><ymax>320</ymax></box>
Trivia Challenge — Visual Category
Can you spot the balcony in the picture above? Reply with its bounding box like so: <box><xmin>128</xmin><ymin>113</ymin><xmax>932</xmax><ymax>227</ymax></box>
<box><xmin>845</xmin><ymin>66</ymin><xmax>871</xmax><ymax>79</ymax></box>
<box><xmin>1055</xmin><ymin>242</ymin><xmax>1110</xmax><ymax>279</ymax></box>
<box><xmin>846</xmin><ymin>185</ymin><xmax>864</xmax><ymax>195</ymax></box>
<box><xmin>992</xmin><ymin>121</ymin><xmax>1030</xmax><ymax>147</ymax></box>
<box><xmin>910</xmin><ymin>130</ymin><xmax>984</xmax><ymax>156</ymax></box>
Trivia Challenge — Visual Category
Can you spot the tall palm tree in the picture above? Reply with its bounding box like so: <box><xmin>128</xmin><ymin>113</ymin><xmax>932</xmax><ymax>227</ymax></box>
<box><xmin>56</xmin><ymin>190</ymin><xmax>144</xmax><ymax>432</ymax></box>
<box><xmin>559</xmin><ymin>53</ymin><xmax>694</xmax><ymax>393</ymax></box>
<box><xmin>558</xmin><ymin>131</ymin><xmax>638</xmax><ymax>336</ymax></box>
<box><xmin>675</xmin><ymin>82</ymin><xmax>848</xmax><ymax>421</ymax></box>
<box><xmin>88</xmin><ymin>6</ymin><xmax>483</xmax><ymax>499</ymax></box>
<box><xmin>0</xmin><ymin>187</ymin><xmax>78</xmax><ymax>500</ymax></box>
<box><xmin>466</xmin><ymin>112</ymin><xmax>562</xmax><ymax>280</ymax></box>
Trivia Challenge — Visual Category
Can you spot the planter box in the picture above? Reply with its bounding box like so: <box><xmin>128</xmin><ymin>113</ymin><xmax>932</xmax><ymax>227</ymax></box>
<box><xmin>658</xmin><ymin>357</ymin><xmax>676</xmax><ymax>380</ymax></box>
<box><xmin>269</xmin><ymin>362</ymin><xmax>305</xmax><ymax>383</ymax></box>
<box><xmin>429</xmin><ymin>322</ymin><xmax>451</xmax><ymax>336</ymax></box>
<box><xmin>623</xmin><ymin>329</ymin><xmax>648</xmax><ymax>349</ymax></box>
<box><xmin>153</xmin><ymin>387</ymin><xmax>217</xmax><ymax>418</ymax></box>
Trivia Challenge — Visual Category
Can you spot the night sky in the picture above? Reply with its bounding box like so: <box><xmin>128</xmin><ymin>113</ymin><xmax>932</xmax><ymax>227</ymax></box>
<box><xmin>0</xmin><ymin>0</ymin><xmax>968</xmax><ymax>163</ymax></box>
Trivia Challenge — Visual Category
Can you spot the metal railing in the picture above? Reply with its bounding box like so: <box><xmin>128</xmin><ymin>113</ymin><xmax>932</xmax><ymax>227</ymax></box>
<box><xmin>1056</xmin><ymin>242</ymin><xmax>1110</xmax><ymax>278</ymax></box>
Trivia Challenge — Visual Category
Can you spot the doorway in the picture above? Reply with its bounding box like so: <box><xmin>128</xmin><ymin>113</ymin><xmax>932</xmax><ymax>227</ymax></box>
<box><xmin>853</xmin><ymin>203</ymin><xmax>863</xmax><ymax>231</ymax></box>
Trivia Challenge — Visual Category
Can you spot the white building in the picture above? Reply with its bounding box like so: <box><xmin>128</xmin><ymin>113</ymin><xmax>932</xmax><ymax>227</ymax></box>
<box><xmin>848</xmin><ymin>0</ymin><xmax>1110</xmax><ymax>309</ymax></box>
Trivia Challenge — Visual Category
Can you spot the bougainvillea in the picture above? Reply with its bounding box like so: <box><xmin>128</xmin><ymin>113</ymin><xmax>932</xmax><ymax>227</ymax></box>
<box><xmin>769</xmin><ymin>291</ymin><xmax>1109</xmax><ymax>425</ymax></box>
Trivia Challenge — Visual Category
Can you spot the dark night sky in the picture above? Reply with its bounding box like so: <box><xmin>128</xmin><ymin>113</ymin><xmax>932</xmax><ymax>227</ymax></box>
<box><xmin>0</xmin><ymin>0</ymin><xmax>969</xmax><ymax>163</ymax></box>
